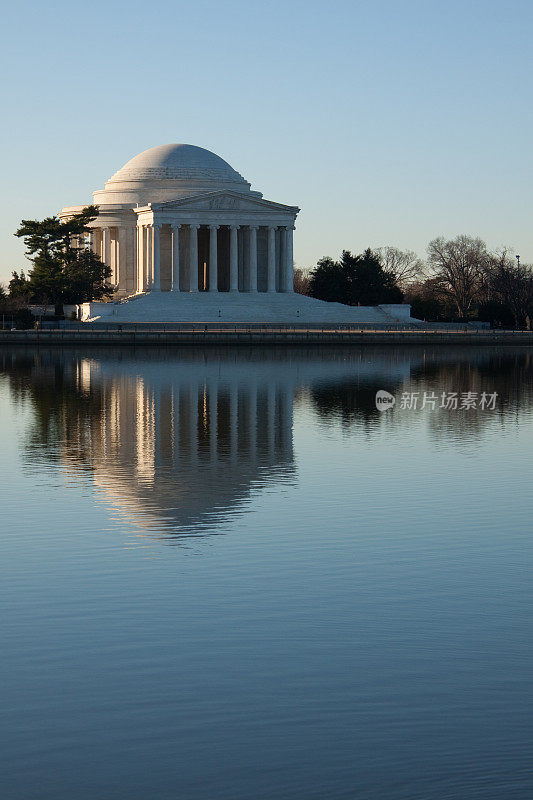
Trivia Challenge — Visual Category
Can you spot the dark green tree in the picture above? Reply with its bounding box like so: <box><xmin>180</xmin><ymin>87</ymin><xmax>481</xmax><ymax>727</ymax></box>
<box><xmin>64</xmin><ymin>249</ymin><xmax>115</xmax><ymax>305</ymax></box>
<box><xmin>14</xmin><ymin>205</ymin><xmax>113</xmax><ymax>316</ymax></box>
<box><xmin>308</xmin><ymin>256</ymin><xmax>347</xmax><ymax>302</ymax></box>
<box><xmin>8</xmin><ymin>270</ymin><xmax>31</xmax><ymax>300</ymax></box>
<box><xmin>346</xmin><ymin>248</ymin><xmax>403</xmax><ymax>305</ymax></box>
<box><xmin>1</xmin><ymin>275</ymin><xmax>34</xmax><ymax>329</ymax></box>
<box><xmin>309</xmin><ymin>248</ymin><xmax>403</xmax><ymax>306</ymax></box>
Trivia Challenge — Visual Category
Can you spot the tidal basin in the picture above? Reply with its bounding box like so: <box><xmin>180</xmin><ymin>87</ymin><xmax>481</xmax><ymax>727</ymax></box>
<box><xmin>1</xmin><ymin>345</ymin><xmax>532</xmax><ymax>799</ymax></box>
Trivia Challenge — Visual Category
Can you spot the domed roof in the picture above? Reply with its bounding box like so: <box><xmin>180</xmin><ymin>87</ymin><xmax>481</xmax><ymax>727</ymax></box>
<box><xmin>108</xmin><ymin>143</ymin><xmax>247</xmax><ymax>185</ymax></box>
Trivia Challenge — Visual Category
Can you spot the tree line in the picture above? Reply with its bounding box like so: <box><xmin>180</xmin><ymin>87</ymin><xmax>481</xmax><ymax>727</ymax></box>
<box><xmin>2</xmin><ymin>208</ymin><xmax>532</xmax><ymax>328</ymax></box>
<box><xmin>295</xmin><ymin>236</ymin><xmax>533</xmax><ymax>328</ymax></box>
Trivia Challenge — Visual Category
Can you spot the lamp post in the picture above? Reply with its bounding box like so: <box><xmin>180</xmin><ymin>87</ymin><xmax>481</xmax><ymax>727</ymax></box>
<box><xmin>516</xmin><ymin>254</ymin><xmax>520</xmax><ymax>272</ymax></box>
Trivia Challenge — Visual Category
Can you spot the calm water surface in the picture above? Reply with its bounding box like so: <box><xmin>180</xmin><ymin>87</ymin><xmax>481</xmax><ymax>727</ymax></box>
<box><xmin>1</xmin><ymin>345</ymin><xmax>532</xmax><ymax>800</ymax></box>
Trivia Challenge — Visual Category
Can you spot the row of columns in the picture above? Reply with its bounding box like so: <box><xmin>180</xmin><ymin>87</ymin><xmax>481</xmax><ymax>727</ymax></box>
<box><xmin>90</xmin><ymin>226</ymin><xmax>136</xmax><ymax>290</ymax></box>
<box><xmin>141</xmin><ymin>222</ymin><xmax>294</xmax><ymax>294</ymax></box>
<box><xmin>89</xmin><ymin>221</ymin><xmax>294</xmax><ymax>295</ymax></box>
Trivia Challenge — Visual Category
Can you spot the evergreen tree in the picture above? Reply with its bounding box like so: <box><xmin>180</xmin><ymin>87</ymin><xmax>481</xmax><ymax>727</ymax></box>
<box><xmin>8</xmin><ymin>271</ymin><xmax>31</xmax><ymax>300</ymax></box>
<box><xmin>64</xmin><ymin>249</ymin><xmax>114</xmax><ymax>304</ymax></box>
<box><xmin>348</xmin><ymin>248</ymin><xmax>403</xmax><ymax>305</ymax></box>
<box><xmin>14</xmin><ymin>205</ymin><xmax>113</xmax><ymax>316</ymax></box>
<box><xmin>309</xmin><ymin>248</ymin><xmax>403</xmax><ymax>306</ymax></box>
<box><xmin>308</xmin><ymin>257</ymin><xmax>347</xmax><ymax>302</ymax></box>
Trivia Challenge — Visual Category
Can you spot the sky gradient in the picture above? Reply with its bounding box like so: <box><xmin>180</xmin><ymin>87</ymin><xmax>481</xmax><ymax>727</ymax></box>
<box><xmin>1</xmin><ymin>0</ymin><xmax>531</xmax><ymax>283</ymax></box>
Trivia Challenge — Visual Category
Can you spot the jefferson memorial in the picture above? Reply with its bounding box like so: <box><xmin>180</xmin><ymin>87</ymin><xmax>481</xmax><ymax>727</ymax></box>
<box><xmin>59</xmin><ymin>143</ymin><xmax>413</xmax><ymax>323</ymax></box>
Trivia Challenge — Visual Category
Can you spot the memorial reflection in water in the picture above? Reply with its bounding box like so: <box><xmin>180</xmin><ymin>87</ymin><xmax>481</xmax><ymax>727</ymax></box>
<box><xmin>2</xmin><ymin>347</ymin><xmax>415</xmax><ymax>536</ymax></box>
<box><xmin>3</xmin><ymin>345</ymin><xmax>527</xmax><ymax>538</ymax></box>
<box><xmin>67</xmin><ymin>356</ymin><xmax>296</xmax><ymax>533</ymax></box>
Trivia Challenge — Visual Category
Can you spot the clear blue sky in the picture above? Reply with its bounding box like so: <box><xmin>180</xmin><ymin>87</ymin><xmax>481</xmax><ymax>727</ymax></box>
<box><xmin>1</xmin><ymin>0</ymin><xmax>531</xmax><ymax>283</ymax></box>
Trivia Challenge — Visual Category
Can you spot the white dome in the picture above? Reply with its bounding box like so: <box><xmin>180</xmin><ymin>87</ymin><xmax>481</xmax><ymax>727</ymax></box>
<box><xmin>108</xmin><ymin>143</ymin><xmax>247</xmax><ymax>184</ymax></box>
<box><xmin>93</xmin><ymin>143</ymin><xmax>254</xmax><ymax>205</ymax></box>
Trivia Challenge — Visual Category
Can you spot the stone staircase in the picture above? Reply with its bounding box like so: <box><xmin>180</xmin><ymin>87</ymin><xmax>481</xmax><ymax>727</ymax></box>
<box><xmin>82</xmin><ymin>291</ymin><xmax>414</xmax><ymax>324</ymax></box>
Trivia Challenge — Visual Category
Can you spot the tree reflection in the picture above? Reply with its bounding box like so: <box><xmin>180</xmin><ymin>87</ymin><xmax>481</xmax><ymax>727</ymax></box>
<box><xmin>309</xmin><ymin>380</ymin><xmax>403</xmax><ymax>427</ymax></box>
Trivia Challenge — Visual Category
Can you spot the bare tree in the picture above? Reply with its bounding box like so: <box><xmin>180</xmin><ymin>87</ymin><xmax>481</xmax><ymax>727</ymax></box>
<box><xmin>375</xmin><ymin>246</ymin><xmax>424</xmax><ymax>289</ymax></box>
<box><xmin>488</xmin><ymin>250</ymin><xmax>533</xmax><ymax>328</ymax></box>
<box><xmin>293</xmin><ymin>266</ymin><xmax>311</xmax><ymax>296</ymax></box>
<box><xmin>427</xmin><ymin>235</ymin><xmax>490</xmax><ymax>318</ymax></box>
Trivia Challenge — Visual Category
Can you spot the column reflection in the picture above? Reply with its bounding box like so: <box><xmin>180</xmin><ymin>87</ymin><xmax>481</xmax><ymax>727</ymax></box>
<box><xmin>67</xmin><ymin>357</ymin><xmax>296</xmax><ymax>536</ymax></box>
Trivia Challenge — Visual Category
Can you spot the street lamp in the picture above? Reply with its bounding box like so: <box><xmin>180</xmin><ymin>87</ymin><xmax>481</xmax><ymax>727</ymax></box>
<box><xmin>516</xmin><ymin>254</ymin><xmax>521</xmax><ymax>272</ymax></box>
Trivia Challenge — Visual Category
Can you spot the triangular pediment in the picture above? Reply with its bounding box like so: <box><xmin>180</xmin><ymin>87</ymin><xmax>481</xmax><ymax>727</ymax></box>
<box><xmin>152</xmin><ymin>190</ymin><xmax>299</xmax><ymax>214</ymax></box>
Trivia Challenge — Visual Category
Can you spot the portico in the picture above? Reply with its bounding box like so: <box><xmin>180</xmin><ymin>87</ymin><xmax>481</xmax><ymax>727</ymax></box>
<box><xmin>130</xmin><ymin>214</ymin><xmax>295</xmax><ymax>295</ymax></box>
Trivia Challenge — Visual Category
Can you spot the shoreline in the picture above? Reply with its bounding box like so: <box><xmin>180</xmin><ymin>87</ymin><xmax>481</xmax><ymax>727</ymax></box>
<box><xmin>1</xmin><ymin>328</ymin><xmax>533</xmax><ymax>346</ymax></box>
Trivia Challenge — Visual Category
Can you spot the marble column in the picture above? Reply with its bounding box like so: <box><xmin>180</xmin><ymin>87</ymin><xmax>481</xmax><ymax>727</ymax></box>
<box><xmin>137</xmin><ymin>226</ymin><xmax>145</xmax><ymax>293</ymax></box>
<box><xmin>151</xmin><ymin>223</ymin><xmax>161</xmax><ymax>292</ymax></box>
<box><xmin>118</xmin><ymin>227</ymin><xmax>127</xmax><ymax>290</ymax></box>
<box><xmin>102</xmin><ymin>227</ymin><xmax>110</xmax><ymax>267</ymax></box>
<box><xmin>189</xmin><ymin>224</ymin><xmax>200</xmax><ymax>292</ymax></box>
<box><xmin>209</xmin><ymin>224</ymin><xmax>219</xmax><ymax>293</ymax></box>
<box><xmin>111</xmin><ymin>232</ymin><xmax>118</xmax><ymax>284</ymax></box>
<box><xmin>145</xmin><ymin>225</ymin><xmax>153</xmax><ymax>290</ymax></box>
<box><xmin>229</xmin><ymin>225</ymin><xmax>239</xmax><ymax>292</ymax></box>
<box><xmin>285</xmin><ymin>226</ymin><xmax>294</xmax><ymax>292</ymax></box>
<box><xmin>280</xmin><ymin>227</ymin><xmax>287</xmax><ymax>293</ymax></box>
<box><xmin>248</xmin><ymin>226</ymin><xmax>258</xmax><ymax>292</ymax></box>
<box><xmin>128</xmin><ymin>226</ymin><xmax>137</xmax><ymax>294</ymax></box>
<box><xmin>171</xmin><ymin>225</ymin><xmax>181</xmax><ymax>292</ymax></box>
<box><xmin>267</xmin><ymin>226</ymin><xmax>276</xmax><ymax>293</ymax></box>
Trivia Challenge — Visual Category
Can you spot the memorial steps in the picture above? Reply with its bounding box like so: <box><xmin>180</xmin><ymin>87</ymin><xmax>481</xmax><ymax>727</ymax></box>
<box><xmin>81</xmin><ymin>291</ymin><xmax>413</xmax><ymax>324</ymax></box>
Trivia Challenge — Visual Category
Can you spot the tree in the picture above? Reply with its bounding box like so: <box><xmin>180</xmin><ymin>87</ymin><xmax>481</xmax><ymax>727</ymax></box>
<box><xmin>308</xmin><ymin>257</ymin><xmax>346</xmax><ymax>302</ymax></box>
<box><xmin>14</xmin><ymin>205</ymin><xmax>112</xmax><ymax>316</ymax></box>
<box><xmin>404</xmin><ymin>278</ymin><xmax>454</xmax><ymax>321</ymax></box>
<box><xmin>427</xmin><ymin>235</ymin><xmax>489</xmax><ymax>318</ymax></box>
<box><xmin>347</xmin><ymin>248</ymin><xmax>403</xmax><ymax>305</ymax></box>
<box><xmin>308</xmin><ymin>248</ymin><xmax>403</xmax><ymax>306</ymax></box>
<box><xmin>293</xmin><ymin>267</ymin><xmax>310</xmax><ymax>296</ymax></box>
<box><xmin>487</xmin><ymin>251</ymin><xmax>533</xmax><ymax>329</ymax></box>
<box><xmin>64</xmin><ymin>249</ymin><xmax>115</xmax><ymax>305</ymax></box>
<box><xmin>8</xmin><ymin>270</ymin><xmax>31</xmax><ymax>300</ymax></box>
<box><xmin>0</xmin><ymin>277</ymin><xmax>34</xmax><ymax>329</ymax></box>
<box><xmin>375</xmin><ymin>246</ymin><xmax>424</xmax><ymax>289</ymax></box>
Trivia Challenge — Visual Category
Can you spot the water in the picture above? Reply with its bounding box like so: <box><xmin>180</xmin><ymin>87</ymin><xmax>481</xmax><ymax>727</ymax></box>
<box><xmin>1</xmin><ymin>345</ymin><xmax>532</xmax><ymax>800</ymax></box>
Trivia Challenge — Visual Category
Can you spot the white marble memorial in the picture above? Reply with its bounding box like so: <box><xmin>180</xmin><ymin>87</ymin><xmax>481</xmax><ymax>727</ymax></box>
<box><xmin>59</xmin><ymin>143</ymin><xmax>414</xmax><ymax>323</ymax></box>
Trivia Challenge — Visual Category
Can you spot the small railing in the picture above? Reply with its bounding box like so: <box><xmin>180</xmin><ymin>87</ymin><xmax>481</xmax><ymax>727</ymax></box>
<box><xmin>35</xmin><ymin>320</ymin><xmax>495</xmax><ymax>333</ymax></box>
<box><xmin>2</xmin><ymin>324</ymin><xmax>533</xmax><ymax>337</ymax></box>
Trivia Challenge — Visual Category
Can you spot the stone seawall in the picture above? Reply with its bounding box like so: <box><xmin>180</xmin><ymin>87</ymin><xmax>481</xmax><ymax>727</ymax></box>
<box><xmin>1</xmin><ymin>329</ymin><xmax>533</xmax><ymax>347</ymax></box>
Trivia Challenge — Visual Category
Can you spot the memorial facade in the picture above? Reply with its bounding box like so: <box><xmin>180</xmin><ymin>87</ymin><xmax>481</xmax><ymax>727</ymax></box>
<box><xmin>60</xmin><ymin>143</ymin><xmax>414</xmax><ymax>323</ymax></box>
